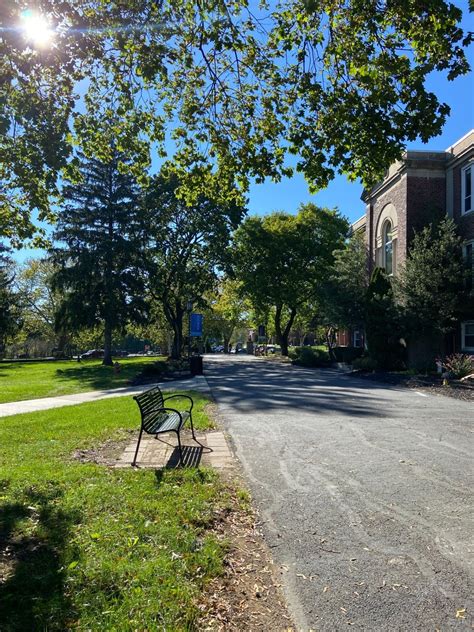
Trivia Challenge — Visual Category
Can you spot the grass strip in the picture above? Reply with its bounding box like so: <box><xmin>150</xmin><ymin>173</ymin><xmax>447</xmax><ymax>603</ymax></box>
<box><xmin>0</xmin><ymin>357</ymin><xmax>166</xmax><ymax>404</ymax></box>
<box><xmin>0</xmin><ymin>394</ymin><xmax>227</xmax><ymax>631</ymax></box>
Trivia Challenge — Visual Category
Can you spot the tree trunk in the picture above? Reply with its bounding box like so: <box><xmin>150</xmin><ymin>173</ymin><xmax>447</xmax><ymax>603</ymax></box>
<box><xmin>223</xmin><ymin>336</ymin><xmax>230</xmax><ymax>353</ymax></box>
<box><xmin>325</xmin><ymin>326</ymin><xmax>337</xmax><ymax>361</ymax></box>
<box><xmin>170</xmin><ymin>308</ymin><xmax>184</xmax><ymax>360</ymax></box>
<box><xmin>274</xmin><ymin>304</ymin><xmax>297</xmax><ymax>357</ymax></box>
<box><xmin>103</xmin><ymin>321</ymin><xmax>113</xmax><ymax>366</ymax></box>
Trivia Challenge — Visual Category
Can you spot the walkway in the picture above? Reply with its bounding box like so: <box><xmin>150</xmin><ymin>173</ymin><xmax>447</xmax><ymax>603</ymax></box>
<box><xmin>205</xmin><ymin>354</ymin><xmax>474</xmax><ymax>631</ymax></box>
<box><xmin>0</xmin><ymin>375</ymin><xmax>210</xmax><ymax>417</ymax></box>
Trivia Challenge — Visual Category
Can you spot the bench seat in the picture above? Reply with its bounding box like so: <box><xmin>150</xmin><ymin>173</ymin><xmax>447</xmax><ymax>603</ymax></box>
<box><xmin>132</xmin><ymin>386</ymin><xmax>195</xmax><ymax>466</ymax></box>
<box><xmin>143</xmin><ymin>410</ymin><xmax>189</xmax><ymax>434</ymax></box>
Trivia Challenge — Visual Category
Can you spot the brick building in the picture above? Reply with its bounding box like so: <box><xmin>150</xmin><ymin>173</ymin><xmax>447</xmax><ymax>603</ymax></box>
<box><xmin>339</xmin><ymin>129</ymin><xmax>474</xmax><ymax>356</ymax></box>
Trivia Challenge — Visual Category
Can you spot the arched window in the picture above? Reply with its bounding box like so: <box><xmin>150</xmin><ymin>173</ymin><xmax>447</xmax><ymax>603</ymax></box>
<box><xmin>383</xmin><ymin>221</ymin><xmax>393</xmax><ymax>275</ymax></box>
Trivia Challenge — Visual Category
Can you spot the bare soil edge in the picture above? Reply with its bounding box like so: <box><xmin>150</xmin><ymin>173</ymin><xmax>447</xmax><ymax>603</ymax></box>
<box><xmin>198</xmin><ymin>480</ymin><xmax>294</xmax><ymax>632</ymax></box>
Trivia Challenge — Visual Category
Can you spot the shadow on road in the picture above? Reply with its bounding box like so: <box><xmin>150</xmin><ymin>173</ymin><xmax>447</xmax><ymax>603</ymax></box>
<box><xmin>204</xmin><ymin>356</ymin><xmax>395</xmax><ymax>419</ymax></box>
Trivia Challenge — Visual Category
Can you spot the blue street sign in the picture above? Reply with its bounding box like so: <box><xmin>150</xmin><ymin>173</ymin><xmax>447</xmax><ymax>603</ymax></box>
<box><xmin>190</xmin><ymin>313</ymin><xmax>203</xmax><ymax>337</ymax></box>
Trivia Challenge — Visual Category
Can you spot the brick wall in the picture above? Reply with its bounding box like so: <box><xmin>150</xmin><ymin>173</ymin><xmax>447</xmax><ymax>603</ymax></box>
<box><xmin>406</xmin><ymin>176</ymin><xmax>446</xmax><ymax>244</ymax></box>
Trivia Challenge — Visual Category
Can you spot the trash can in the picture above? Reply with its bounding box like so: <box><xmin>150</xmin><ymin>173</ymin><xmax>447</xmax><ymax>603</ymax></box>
<box><xmin>189</xmin><ymin>355</ymin><xmax>203</xmax><ymax>375</ymax></box>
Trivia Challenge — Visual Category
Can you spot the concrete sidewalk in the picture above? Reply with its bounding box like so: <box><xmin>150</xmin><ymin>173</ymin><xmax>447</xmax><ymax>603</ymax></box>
<box><xmin>0</xmin><ymin>375</ymin><xmax>210</xmax><ymax>417</ymax></box>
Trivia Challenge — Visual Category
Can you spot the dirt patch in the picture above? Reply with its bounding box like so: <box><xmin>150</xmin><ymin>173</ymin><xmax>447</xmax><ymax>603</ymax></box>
<box><xmin>410</xmin><ymin>380</ymin><xmax>474</xmax><ymax>402</ymax></box>
<box><xmin>204</xmin><ymin>401</ymin><xmax>221</xmax><ymax>430</ymax></box>
<box><xmin>72</xmin><ymin>433</ymin><xmax>132</xmax><ymax>466</ymax></box>
<box><xmin>199</xmin><ymin>485</ymin><xmax>294</xmax><ymax>631</ymax></box>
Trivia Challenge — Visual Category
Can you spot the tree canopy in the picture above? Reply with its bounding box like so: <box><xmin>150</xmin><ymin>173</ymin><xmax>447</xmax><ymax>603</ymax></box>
<box><xmin>143</xmin><ymin>169</ymin><xmax>246</xmax><ymax>358</ymax></box>
<box><xmin>1</xmin><ymin>0</ymin><xmax>471</xmax><ymax>243</ymax></box>
<box><xmin>233</xmin><ymin>203</ymin><xmax>348</xmax><ymax>354</ymax></box>
<box><xmin>323</xmin><ymin>231</ymin><xmax>369</xmax><ymax>330</ymax></box>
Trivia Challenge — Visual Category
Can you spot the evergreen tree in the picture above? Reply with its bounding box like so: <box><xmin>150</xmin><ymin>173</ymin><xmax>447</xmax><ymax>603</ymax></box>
<box><xmin>395</xmin><ymin>218</ymin><xmax>467</xmax><ymax>338</ymax></box>
<box><xmin>52</xmin><ymin>152</ymin><xmax>146</xmax><ymax>365</ymax></box>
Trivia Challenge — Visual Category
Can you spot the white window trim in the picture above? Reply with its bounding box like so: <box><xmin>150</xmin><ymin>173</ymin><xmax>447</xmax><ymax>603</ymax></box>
<box><xmin>461</xmin><ymin>321</ymin><xmax>474</xmax><ymax>352</ymax></box>
<box><xmin>461</xmin><ymin>162</ymin><xmax>474</xmax><ymax>215</ymax></box>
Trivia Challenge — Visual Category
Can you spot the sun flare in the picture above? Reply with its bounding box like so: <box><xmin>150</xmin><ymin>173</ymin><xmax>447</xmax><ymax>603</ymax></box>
<box><xmin>20</xmin><ymin>10</ymin><xmax>54</xmax><ymax>47</ymax></box>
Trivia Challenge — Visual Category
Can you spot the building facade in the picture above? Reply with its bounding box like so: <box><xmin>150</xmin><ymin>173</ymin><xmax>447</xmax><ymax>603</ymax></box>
<box><xmin>341</xmin><ymin>129</ymin><xmax>474</xmax><ymax>355</ymax></box>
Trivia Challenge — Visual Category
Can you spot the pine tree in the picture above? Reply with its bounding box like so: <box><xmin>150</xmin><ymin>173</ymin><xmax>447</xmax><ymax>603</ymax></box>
<box><xmin>52</xmin><ymin>152</ymin><xmax>146</xmax><ymax>365</ymax></box>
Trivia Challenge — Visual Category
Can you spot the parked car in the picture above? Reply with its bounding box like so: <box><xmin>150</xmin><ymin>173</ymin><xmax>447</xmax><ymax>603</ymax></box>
<box><xmin>114</xmin><ymin>349</ymin><xmax>129</xmax><ymax>358</ymax></box>
<box><xmin>81</xmin><ymin>349</ymin><xmax>104</xmax><ymax>359</ymax></box>
<box><xmin>212</xmin><ymin>345</ymin><xmax>224</xmax><ymax>353</ymax></box>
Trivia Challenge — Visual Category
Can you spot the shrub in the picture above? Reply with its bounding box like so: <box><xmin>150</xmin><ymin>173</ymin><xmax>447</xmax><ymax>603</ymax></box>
<box><xmin>141</xmin><ymin>361</ymin><xmax>167</xmax><ymax>377</ymax></box>
<box><xmin>290</xmin><ymin>346</ymin><xmax>331</xmax><ymax>367</ymax></box>
<box><xmin>442</xmin><ymin>354</ymin><xmax>474</xmax><ymax>379</ymax></box>
<box><xmin>352</xmin><ymin>356</ymin><xmax>378</xmax><ymax>371</ymax></box>
<box><xmin>333</xmin><ymin>346</ymin><xmax>364</xmax><ymax>364</ymax></box>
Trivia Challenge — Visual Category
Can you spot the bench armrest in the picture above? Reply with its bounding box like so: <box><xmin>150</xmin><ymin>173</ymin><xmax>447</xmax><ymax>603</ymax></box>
<box><xmin>163</xmin><ymin>394</ymin><xmax>194</xmax><ymax>413</ymax></box>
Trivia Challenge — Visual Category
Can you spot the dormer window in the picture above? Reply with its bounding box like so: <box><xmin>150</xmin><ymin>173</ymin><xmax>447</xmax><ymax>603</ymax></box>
<box><xmin>462</xmin><ymin>163</ymin><xmax>473</xmax><ymax>214</ymax></box>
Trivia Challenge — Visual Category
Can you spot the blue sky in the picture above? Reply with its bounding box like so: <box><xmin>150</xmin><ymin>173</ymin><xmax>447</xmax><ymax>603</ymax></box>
<box><xmin>247</xmin><ymin>4</ymin><xmax>474</xmax><ymax>224</ymax></box>
<box><xmin>14</xmin><ymin>2</ymin><xmax>474</xmax><ymax>262</ymax></box>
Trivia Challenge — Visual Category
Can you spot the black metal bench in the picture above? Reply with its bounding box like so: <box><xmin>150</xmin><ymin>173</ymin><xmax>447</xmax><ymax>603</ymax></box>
<box><xmin>132</xmin><ymin>386</ymin><xmax>196</xmax><ymax>466</ymax></box>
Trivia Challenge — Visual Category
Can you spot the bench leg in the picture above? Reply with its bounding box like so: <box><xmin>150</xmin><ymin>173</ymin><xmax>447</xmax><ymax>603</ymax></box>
<box><xmin>176</xmin><ymin>430</ymin><xmax>184</xmax><ymax>467</ymax></box>
<box><xmin>189</xmin><ymin>413</ymin><xmax>197</xmax><ymax>441</ymax></box>
<box><xmin>132</xmin><ymin>427</ymin><xmax>143</xmax><ymax>466</ymax></box>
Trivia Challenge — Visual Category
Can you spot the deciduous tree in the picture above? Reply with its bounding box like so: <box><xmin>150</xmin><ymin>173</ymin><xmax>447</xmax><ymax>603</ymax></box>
<box><xmin>323</xmin><ymin>231</ymin><xmax>369</xmax><ymax>331</ymax></box>
<box><xmin>144</xmin><ymin>170</ymin><xmax>246</xmax><ymax>359</ymax></box>
<box><xmin>1</xmin><ymin>1</ymin><xmax>471</xmax><ymax>242</ymax></box>
<box><xmin>233</xmin><ymin>204</ymin><xmax>348</xmax><ymax>355</ymax></box>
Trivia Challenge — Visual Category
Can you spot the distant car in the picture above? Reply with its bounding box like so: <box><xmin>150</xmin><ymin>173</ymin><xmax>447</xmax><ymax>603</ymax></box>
<box><xmin>81</xmin><ymin>349</ymin><xmax>104</xmax><ymax>359</ymax></box>
<box><xmin>212</xmin><ymin>345</ymin><xmax>224</xmax><ymax>353</ymax></box>
<box><xmin>114</xmin><ymin>350</ymin><xmax>129</xmax><ymax>358</ymax></box>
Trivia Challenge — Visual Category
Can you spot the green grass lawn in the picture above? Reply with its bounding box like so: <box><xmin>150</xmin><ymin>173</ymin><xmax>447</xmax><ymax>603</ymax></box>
<box><xmin>0</xmin><ymin>357</ymin><xmax>166</xmax><ymax>404</ymax></box>
<box><xmin>0</xmin><ymin>393</ymin><xmax>228</xmax><ymax>631</ymax></box>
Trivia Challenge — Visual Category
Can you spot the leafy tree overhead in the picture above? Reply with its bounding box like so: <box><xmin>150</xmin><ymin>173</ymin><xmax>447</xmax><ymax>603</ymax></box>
<box><xmin>1</xmin><ymin>1</ymin><xmax>471</xmax><ymax>242</ymax></box>
<box><xmin>233</xmin><ymin>204</ymin><xmax>348</xmax><ymax>356</ymax></box>
<box><xmin>144</xmin><ymin>169</ymin><xmax>246</xmax><ymax>359</ymax></box>
<box><xmin>51</xmin><ymin>150</ymin><xmax>147</xmax><ymax>366</ymax></box>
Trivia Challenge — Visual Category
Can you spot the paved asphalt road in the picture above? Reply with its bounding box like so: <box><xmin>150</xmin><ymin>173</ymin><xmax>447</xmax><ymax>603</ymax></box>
<box><xmin>205</xmin><ymin>355</ymin><xmax>473</xmax><ymax>631</ymax></box>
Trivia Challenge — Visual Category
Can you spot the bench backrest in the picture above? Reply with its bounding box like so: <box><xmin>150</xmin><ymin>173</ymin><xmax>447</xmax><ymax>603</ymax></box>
<box><xmin>134</xmin><ymin>386</ymin><xmax>165</xmax><ymax>427</ymax></box>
